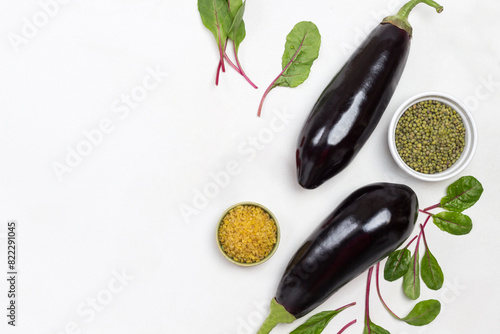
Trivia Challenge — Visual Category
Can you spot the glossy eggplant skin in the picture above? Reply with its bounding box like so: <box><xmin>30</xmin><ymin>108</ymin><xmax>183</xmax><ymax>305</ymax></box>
<box><xmin>275</xmin><ymin>183</ymin><xmax>418</xmax><ymax>319</ymax></box>
<box><xmin>296</xmin><ymin>23</ymin><xmax>411</xmax><ymax>189</ymax></box>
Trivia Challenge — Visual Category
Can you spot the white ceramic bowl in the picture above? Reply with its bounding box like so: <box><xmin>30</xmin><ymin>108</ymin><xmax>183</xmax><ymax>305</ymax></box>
<box><xmin>388</xmin><ymin>92</ymin><xmax>477</xmax><ymax>182</ymax></box>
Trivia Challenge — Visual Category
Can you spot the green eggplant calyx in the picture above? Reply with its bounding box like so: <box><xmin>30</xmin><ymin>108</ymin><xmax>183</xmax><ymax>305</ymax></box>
<box><xmin>257</xmin><ymin>298</ymin><xmax>296</xmax><ymax>334</ymax></box>
<box><xmin>382</xmin><ymin>0</ymin><xmax>443</xmax><ymax>37</ymax></box>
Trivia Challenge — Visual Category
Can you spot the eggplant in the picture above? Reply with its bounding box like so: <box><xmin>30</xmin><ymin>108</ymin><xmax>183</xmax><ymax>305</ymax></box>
<box><xmin>257</xmin><ymin>183</ymin><xmax>418</xmax><ymax>334</ymax></box>
<box><xmin>296</xmin><ymin>0</ymin><xmax>443</xmax><ymax>189</ymax></box>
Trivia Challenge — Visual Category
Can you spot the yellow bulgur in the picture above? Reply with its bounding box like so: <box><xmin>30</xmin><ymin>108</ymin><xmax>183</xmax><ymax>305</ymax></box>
<box><xmin>218</xmin><ymin>205</ymin><xmax>277</xmax><ymax>264</ymax></box>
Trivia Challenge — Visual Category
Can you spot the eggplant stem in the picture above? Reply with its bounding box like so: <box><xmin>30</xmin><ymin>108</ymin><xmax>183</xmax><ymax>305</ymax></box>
<box><xmin>397</xmin><ymin>0</ymin><xmax>443</xmax><ymax>19</ymax></box>
<box><xmin>256</xmin><ymin>298</ymin><xmax>295</xmax><ymax>334</ymax></box>
<box><xmin>382</xmin><ymin>0</ymin><xmax>443</xmax><ymax>37</ymax></box>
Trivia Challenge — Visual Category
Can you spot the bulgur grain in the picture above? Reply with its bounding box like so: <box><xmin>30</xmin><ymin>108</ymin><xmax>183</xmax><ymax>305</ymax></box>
<box><xmin>218</xmin><ymin>205</ymin><xmax>277</xmax><ymax>264</ymax></box>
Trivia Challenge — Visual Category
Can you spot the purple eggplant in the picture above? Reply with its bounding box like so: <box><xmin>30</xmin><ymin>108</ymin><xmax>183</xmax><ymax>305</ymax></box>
<box><xmin>296</xmin><ymin>0</ymin><xmax>443</xmax><ymax>189</ymax></box>
<box><xmin>257</xmin><ymin>183</ymin><xmax>418</xmax><ymax>333</ymax></box>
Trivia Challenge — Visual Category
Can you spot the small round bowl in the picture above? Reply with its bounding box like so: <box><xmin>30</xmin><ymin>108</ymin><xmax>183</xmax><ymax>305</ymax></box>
<box><xmin>388</xmin><ymin>92</ymin><xmax>477</xmax><ymax>182</ymax></box>
<box><xmin>216</xmin><ymin>202</ymin><xmax>280</xmax><ymax>267</ymax></box>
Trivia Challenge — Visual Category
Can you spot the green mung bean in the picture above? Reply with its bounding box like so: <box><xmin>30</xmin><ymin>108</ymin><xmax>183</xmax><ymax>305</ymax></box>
<box><xmin>395</xmin><ymin>100</ymin><xmax>466</xmax><ymax>174</ymax></box>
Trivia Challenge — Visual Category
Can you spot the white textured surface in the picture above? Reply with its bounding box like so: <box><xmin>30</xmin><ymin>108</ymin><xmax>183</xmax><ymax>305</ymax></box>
<box><xmin>1</xmin><ymin>0</ymin><xmax>499</xmax><ymax>333</ymax></box>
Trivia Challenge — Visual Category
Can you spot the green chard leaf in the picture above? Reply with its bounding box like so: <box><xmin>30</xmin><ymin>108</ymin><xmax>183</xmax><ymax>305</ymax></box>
<box><xmin>275</xmin><ymin>21</ymin><xmax>321</xmax><ymax>88</ymax></box>
<box><xmin>384</xmin><ymin>249</ymin><xmax>411</xmax><ymax>282</ymax></box>
<box><xmin>403</xmin><ymin>251</ymin><xmax>420</xmax><ymax>300</ymax></box>
<box><xmin>198</xmin><ymin>0</ymin><xmax>232</xmax><ymax>61</ymax></box>
<box><xmin>440</xmin><ymin>176</ymin><xmax>483</xmax><ymax>212</ymax></box>
<box><xmin>198</xmin><ymin>0</ymin><xmax>232</xmax><ymax>45</ymax></box>
<box><xmin>228</xmin><ymin>0</ymin><xmax>246</xmax><ymax>49</ymax></box>
<box><xmin>228</xmin><ymin>0</ymin><xmax>242</xmax><ymax>18</ymax></box>
<box><xmin>421</xmin><ymin>244</ymin><xmax>444</xmax><ymax>290</ymax></box>
<box><xmin>363</xmin><ymin>321</ymin><xmax>391</xmax><ymax>334</ymax></box>
<box><xmin>290</xmin><ymin>304</ymin><xmax>354</xmax><ymax>334</ymax></box>
<box><xmin>433</xmin><ymin>211</ymin><xmax>472</xmax><ymax>235</ymax></box>
<box><xmin>401</xmin><ymin>299</ymin><xmax>441</xmax><ymax>326</ymax></box>
<box><xmin>258</xmin><ymin>21</ymin><xmax>321</xmax><ymax>116</ymax></box>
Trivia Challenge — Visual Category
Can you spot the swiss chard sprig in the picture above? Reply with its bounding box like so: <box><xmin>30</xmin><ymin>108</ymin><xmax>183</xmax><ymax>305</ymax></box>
<box><xmin>364</xmin><ymin>175</ymin><xmax>483</xmax><ymax>332</ymax></box>
<box><xmin>258</xmin><ymin>21</ymin><xmax>321</xmax><ymax>117</ymax></box>
<box><xmin>198</xmin><ymin>0</ymin><xmax>257</xmax><ymax>87</ymax></box>
<box><xmin>376</xmin><ymin>263</ymin><xmax>441</xmax><ymax>326</ymax></box>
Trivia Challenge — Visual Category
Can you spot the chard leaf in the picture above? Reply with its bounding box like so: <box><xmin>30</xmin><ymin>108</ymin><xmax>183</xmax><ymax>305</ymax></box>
<box><xmin>228</xmin><ymin>0</ymin><xmax>242</xmax><ymax>18</ymax></box>
<box><xmin>290</xmin><ymin>304</ymin><xmax>353</xmax><ymax>334</ymax></box>
<box><xmin>258</xmin><ymin>21</ymin><xmax>321</xmax><ymax>116</ymax></box>
<box><xmin>228</xmin><ymin>0</ymin><xmax>246</xmax><ymax>50</ymax></box>
<box><xmin>198</xmin><ymin>0</ymin><xmax>232</xmax><ymax>63</ymax></box>
<box><xmin>275</xmin><ymin>21</ymin><xmax>321</xmax><ymax>88</ymax></box>
<box><xmin>440</xmin><ymin>176</ymin><xmax>483</xmax><ymax>212</ymax></box>
<box><xmin>384</xmin><ymin>249</ymin><xmax>411</xmax><ymax>282</ymax></box>
<box><xmin>363</xmin><ymin>321</ymin><xmax>391</xmax><ymax>334</ymax></box>
<box><xmin>421</xmin><ymin>244</ymin><xmax>444</xmax><ymax>290</ymax></box>
<box><xmin>433</xmin><ymin>211</ymin><xmax>472</xmax><ymax>235</ymax></box>
<box><xmin>403</xmin><ymin>251</ymin><xmax>420</xmax><ymax>300</ymax></box>
<box><xmin>401</xmin><ymin>299</ymin><xmax>441</xmax><ymax>326</ymax></box>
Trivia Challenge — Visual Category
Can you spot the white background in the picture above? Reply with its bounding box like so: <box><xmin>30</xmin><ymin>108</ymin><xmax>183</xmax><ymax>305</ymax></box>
<box><xmin>1</xmin><ymin>0</ymin><xmax>499</xmax><ymax>333</ymax></box>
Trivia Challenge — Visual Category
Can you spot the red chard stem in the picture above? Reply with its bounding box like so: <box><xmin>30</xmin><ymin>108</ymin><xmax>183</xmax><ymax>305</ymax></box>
<box><xmin>375</xmin><ymin>263</ymin><xmax>401</xmax><ymax>320</ymax></box>
<box><xmin>424</xmin><ymin>203</ymin><xmax>442</xmax><ymax>211</ymax></box>
<box><xmin>216</xmin><ymin>60</ymin><xmax>222</xmax><ymax>85</ymax></box>
<box><xmin>233</xmin><ymin>41</ymin><xmax>258</xmax><ymax>89</ymax></box>
<box><xmin>422</xmin><ymin>214</ymin><xmax>431</xmax><ymax>229</ymax></box>
<box><xmin>364</xmin><ymin>267</ymin><xmax>374</xmax><ymax>333</ymax></box>
<box><xmin>223</xmin><ymin>52</ymin><xmax>241</xmax><ymax>73</ymax></box>
<box><xmin>338</xmin><ymin>319</ymin><xmax>357</xmax><ymax>334</ymax></box>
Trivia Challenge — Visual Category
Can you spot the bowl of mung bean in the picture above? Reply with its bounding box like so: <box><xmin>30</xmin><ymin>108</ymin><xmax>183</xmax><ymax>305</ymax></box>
<box><xmin>216</xmin><ymin>202</ymin><xmax>280</xmax><ymax>266</ymax></box>
<box><xmin>388</xmin><ymin>92</ymin><xmax>477</xmax><ymax>182</ymax></box>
